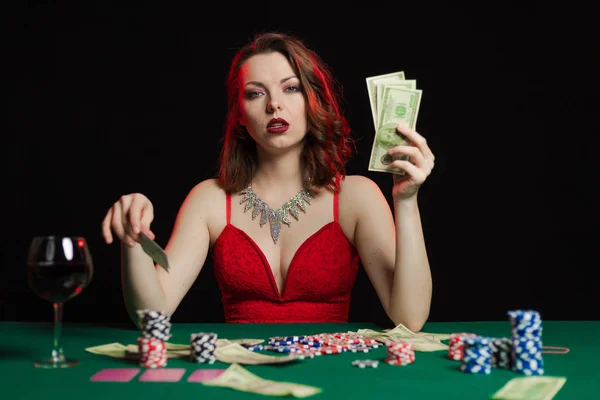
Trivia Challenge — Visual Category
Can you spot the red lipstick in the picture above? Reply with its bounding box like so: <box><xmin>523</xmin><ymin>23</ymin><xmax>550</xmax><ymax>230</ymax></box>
<box><xmin>266</xmin><ymin>118</ymin><xmax>289</xmax><ymax>134</ymax></box>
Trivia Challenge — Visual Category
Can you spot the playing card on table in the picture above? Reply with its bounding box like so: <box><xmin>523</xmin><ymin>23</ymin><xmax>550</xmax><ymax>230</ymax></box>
<box><xmin>139</xmin><ymin>232</ymin><xmax>170</xmax><ymax>273</ymax></box>
<box><xmin>138</xmin><ymin>368</ymin><xmax>186</xmax><ymax>382</ymax></box>
<box><xmin>187</xmin><ymin>369</ymin><xmax>226</xmax><ymax>383</ymax></box>
<box><xmin>90</xmin><ymin>368</ymin><xmax>140</xmax><ymax>382</ymax></box>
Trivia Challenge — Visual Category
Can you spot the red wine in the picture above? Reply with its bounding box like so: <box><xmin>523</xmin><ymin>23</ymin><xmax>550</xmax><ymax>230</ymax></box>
<box><xmin>27</xmin><ymin>262</ymin><xmax>92</xmax><ymax>303</ymax></box>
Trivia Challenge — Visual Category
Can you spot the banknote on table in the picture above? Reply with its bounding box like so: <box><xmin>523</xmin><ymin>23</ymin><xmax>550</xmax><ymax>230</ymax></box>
<box><xmin>382</xmin><ymin>323</ymin><xmax>451</xmax><ymax>342</ymax></box>
<box><xmin>491</xmin><ymin>377</ymin><xmax>567</xmax><ymax>400</ymax></box>
<box><xmin>350</xmin><ymin>322</ymin><xmax>450</xmax><ymax>352</ymax></box>
<box><xmin>217</xmin><ymin>338</ymin><xmax>265</xmax><ymax>348</ymax></box>
<box><xmin>87</xmin><ymin>338</ymin><xmax>266</xmax><ymax>361</ymax></box>
<box><xmin>85</xmin><ymin>342</ymin><xmax>129</xmax><ymax>358</ymax></box>
<box><xmin>163</xmin><ymin>338</ymin><xmax>265</xmax><ymax>350</ymax></box>
<box><xmin>215</xmin><ymin>343</ymin><xmax>303</xmax><ymax>365</ymax></box>
<box><xmin>201</xmin><ymin>363</ymin><xmax>322</xmax><ymax>398</ymax></box>
<box><xmin>123</xmin><ymin>342</ymin><xmax>300</xmax><ymax>365</ymax></box>
<box><xmin>368</xmin><ymin>86</ymin><xmax>423</xmax><ymax>175</ymax></box>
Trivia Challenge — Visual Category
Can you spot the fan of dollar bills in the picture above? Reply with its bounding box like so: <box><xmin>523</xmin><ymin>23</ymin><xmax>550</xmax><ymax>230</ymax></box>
<box><xmin>365</xmin><ymin>71</ymin><xmax>423</xmax><ymax>175</ymax></box>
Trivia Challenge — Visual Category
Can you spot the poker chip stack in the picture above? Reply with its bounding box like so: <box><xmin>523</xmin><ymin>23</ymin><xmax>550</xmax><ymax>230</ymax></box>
<box><xmin>447</xmin><ymin>333</ymin><xmax>477</xmax><ymax>360</ymax></box>
<box><xmin>136</xmin><ymin>309</ymin><xmax>172</xmax><ymax>368</ymax></box>
<box><xmin>460</xmin><ymin>336</ymin><xmax>492</xmax><ymax>375</ymax></box>
<box><xmin>137</xmin><ymin>336</ymin><xmax>167</xmax><ymax>368</ymax></box>
<box><xmin>190</xmin><ymin>332</ymin><xmax>218</xmax><ymax>364</ymax></box>
<box><xmin>490</xmin><ymin>337</ymin><xmax>513</xmax><ymax>369</ymax></box>
<box><xmin>384</xmin><ymin>341</ymin><xmax>415</xmax><ymax>366</ymax></box>
<box><xmin>508</xmin><ymin>310</ymin><xmax>544</xmax><ymax>376</ymax></box>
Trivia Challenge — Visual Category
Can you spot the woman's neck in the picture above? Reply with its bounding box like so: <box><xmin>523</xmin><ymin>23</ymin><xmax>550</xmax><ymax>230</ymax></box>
<box><xmin>251</xmin><ymin>148</ymin><xmax>307</xmax><ymax>202</ymax></box>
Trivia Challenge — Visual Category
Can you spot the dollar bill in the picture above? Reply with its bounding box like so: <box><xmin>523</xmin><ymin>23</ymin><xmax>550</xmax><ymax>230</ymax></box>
<box><xmin>351</xmin><ymin>323</ymin><xmax>450</xmax><ymax>352</ymax></box>
<box><xmin>84</xmin><ymin>342</ymin><xmax>128</xmax><ymax>358</ymax></box>
<box><xmin>122</xmin><ymin>341</ymin><xmax>300</xmax><ymax>365</ymax></box>
<box><xmin>376</xmin><ymin>80</ymin><xmax>418</xmax><ymax>123</ymax></box>
<box><xmin>491</xmin><ymin>377</ymin><xmax>567</xmax><ymax>400</ymax></box>
<box><xmin>201</xmin><ymin>363</ymin><xmax>322</xmax><ymax>397</ymax></box>
<box><xmin>214</xmin><ymin>343</ymin><xmax>302</xmax><ymax>365</ymax></box>
<box><xmin>365</xmin><ymin>71</ymin><xmax>405</xmax><ymax>129</ymax></box>
<box><xmin>87</xmin><ymin>338</ymin><xmax>266</xmax><ymax>362</ymax></box>
<box><xmin>216</xmin><ymin>338</ymin><xmax>265</xmax><ymax>348</ymax></box>
<box><xmin>368</xmin><ymin>86</ymin><xmax>423</xmax><ymax>174</ymax></box>
<box><xmin>382</xmin><ymin>322</ymin><xmax>451</xmax><ymax>341</ymax></box>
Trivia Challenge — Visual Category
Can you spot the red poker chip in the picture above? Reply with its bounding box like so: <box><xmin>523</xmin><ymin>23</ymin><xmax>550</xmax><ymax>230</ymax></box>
<box><xmin>313</xmin><ymin>346</ymin><xmax>345</xmax><ymax>355</ymax></box>
<box><xmin>385</xmin><ymin>358</ymin><xmax>414</xmax><ymax>366</ymax></box>
<box><xmin>448</xmin><ymin>333</ymin><xmax>477</xmax><ymax>360</ymax></box>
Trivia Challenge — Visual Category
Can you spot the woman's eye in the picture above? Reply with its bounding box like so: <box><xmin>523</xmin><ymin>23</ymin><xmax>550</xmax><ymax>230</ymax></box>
<box><xmin>244</xmin><ymin>91</ymin><xmax>263</xmax><ymax>99</ymax></box>
<box><xmin>285</xmin><ymin>86</ymin><xmax>301</xmax><ymax>93</ymax></box>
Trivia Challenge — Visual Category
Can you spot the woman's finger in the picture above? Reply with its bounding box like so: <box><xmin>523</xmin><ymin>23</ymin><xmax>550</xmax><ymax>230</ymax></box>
<box><xmin>101</xmin><ymin>208</ymin><xmax>114</xmax><ymax>244</ymax></box>
<box><xmin>396</xmin><ymin>123</ymin><xmax>435</xmax><ymax>161</ymax></box>
<box><xmin>388</xmin><ymin>159</ymin><xmax>426</xmax><ymax>183</ymax></box>
<box><xmin>387</xmin><ymin>145</ymin><xmax>425</xmax><ymax>167</ymax></box>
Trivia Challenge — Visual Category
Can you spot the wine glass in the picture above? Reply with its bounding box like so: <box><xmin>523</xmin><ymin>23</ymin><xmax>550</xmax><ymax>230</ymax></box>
<box><xmin>27</xmin><ymin>236</ymin><xmax>94</xmax><ymax>368</ymax></box>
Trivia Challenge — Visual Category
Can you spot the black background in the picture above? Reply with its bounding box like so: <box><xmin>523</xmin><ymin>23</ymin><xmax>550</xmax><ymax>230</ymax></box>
<box><xmin>4</xmin><ymin>3</ymin><xmax>598</xmax><ymax>327</ymax></box>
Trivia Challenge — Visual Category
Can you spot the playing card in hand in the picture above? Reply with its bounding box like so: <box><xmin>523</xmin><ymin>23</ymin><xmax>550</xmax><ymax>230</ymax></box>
<box><xmin>139</xmin><ymin>232</ymin><xmax>170</xmax><ymax>273</ymax></box>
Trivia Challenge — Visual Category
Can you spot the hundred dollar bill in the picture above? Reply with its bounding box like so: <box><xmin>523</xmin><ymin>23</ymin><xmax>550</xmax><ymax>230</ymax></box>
<box><xmin>365</xmin><ymin>71</ymin><xmax>405</xmax><ymax>129</ymax></box>
<box><xmin>491</xmin><ymin>376</ymin><xmax>567</xmax><ymax>400</ymax></box>
<box><xmin>376</xmin><ymin>80</ymin><xmax>418</xmax><ymax>126</ymax></box>
<box><xmin>85</xmin><ymin>342</ymin><xmax>128</xmax><ymax>358</ymax></box>
<box><xmin>123</xmin><ymin>341</ymin><xmax>293</xmax><ymax>365</ymax></box>
<box><xmin>351</xmin><ymin>323</ymin><xmax>450</xmax><ymax>352</ymax></box>
<box><xmin>214</xmin><ymin>343</ymin><xmax>302</xmax><ymax>365</ymax></box>
<box><xmin>368</xmin><ymin>86</ymin><xmax>422</xmax><ymax>175</ymax></box>
<box><xmin>202</xmin><ymin>363</ymin><xmax>322</xmax><ymax>397</ymax></box>
<box><xmin>88</xmin><ymin>338</ymin><xmax>266</xmax><ymax>361</ymax></box>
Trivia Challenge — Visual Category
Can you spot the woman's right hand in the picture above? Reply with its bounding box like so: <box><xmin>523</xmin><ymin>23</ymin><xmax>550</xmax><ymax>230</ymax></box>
<box><xmin>101</xmin><ymin>193</ymin><xmax>155</xmax><ymax>247</ymax></box>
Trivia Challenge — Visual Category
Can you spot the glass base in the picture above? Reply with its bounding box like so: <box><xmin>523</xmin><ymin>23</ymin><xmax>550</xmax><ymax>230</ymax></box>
<box><xmin>34</xmin><ymin>358</ymin><xmax>80</xmax><ymax>368</ymax></box>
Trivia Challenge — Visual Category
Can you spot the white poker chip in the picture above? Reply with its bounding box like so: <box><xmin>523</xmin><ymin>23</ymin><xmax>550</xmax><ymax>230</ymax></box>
<box><xmin>352</xmin><ymin>359</ymin><xmax>379</xmax><ymax>368</ymax></box>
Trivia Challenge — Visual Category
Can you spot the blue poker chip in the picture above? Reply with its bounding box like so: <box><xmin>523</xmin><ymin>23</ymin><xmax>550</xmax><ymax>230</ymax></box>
<box><xmin>269</xmin><ymin>340</ymin><xmax>295</xmax><ymax>346</ymax></box>
<box><xmin>268</xmin><ymin>337</ymin><xmax>306</xmax><ymax>347</ymax></box>
<box><xmin>298</xmin><ymin>340</ymin><xmax>322</xmax><ymax>347</ymax></box>
<box><xmin>460</xmin><ymin>363</ymin><xmax>491</xmax><ymax>374</ymax></box>
<box><xmin>269</xmin><ymin>346</ymin><xmax>294</xmax><ymax>353</ymax></box>
<box><xmin>461</xmin><ymin>336</ymin><xmax>493</xmax><ymax>374</ymax></box>
<box><xmin>268</xmin><ymin>336</ymin><xmax>305</xmax><ymax>344</ymax></box>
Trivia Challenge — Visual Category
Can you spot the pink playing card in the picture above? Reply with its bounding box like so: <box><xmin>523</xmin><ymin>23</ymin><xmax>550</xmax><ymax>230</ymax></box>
<box><xmin>138</xmin><ymin>368</ymin><xmax>186</xmax><ymax>382</ymax></box>
<box><xmin>187</xmin><ymin>369</ymin><xmax>226</xmax><ymax>383</ymax></box>
<box><xmin>90</xmin><ymin>368</ymin><xmax>141</xmax><ymax>382</ymax></box>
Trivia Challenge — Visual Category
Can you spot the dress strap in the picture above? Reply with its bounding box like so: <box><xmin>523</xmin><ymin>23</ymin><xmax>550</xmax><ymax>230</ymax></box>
<box><xmin>226</xmin><ymin>191</ymin><xmax>231</xmax><ymax>224</ymax></box>
<box><xmin>333</xmin><ymin>175</ymin><xmax>340</xmax><ymax>223</ymax></box>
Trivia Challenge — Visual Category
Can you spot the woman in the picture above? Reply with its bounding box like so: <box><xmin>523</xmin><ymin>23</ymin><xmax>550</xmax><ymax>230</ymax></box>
<box><xmin>101</xmin><ymin>32</ymin><xmax>435</xmax><ymax>331</ymax></box>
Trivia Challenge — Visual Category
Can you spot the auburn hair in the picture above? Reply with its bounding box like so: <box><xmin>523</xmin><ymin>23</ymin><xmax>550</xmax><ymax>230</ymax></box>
<box><xmin>217</xmin><ymin>32</ymin><xmax>355</xmax><ymax>193</ymax></box>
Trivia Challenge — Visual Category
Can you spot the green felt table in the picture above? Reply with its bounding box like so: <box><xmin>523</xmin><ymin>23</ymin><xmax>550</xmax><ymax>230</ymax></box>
<box><xmin>2</xmin><ymin>320</ymin><xmax>598</xmax><ymax>399</ymax></box>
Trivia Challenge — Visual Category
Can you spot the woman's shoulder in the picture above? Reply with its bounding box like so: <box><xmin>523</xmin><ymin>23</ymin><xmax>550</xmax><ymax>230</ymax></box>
<box><xmin>338</xmin><ymin>174</ymin><xmax>386</xmax><ymax>209</ymax></box>
<box><xmin>339</xmin><ymin>174</ymin><xmax>381</xmax><ymax>195</ymax></box>
<box><xmin>181</xmin><ymin>178</ymin><xmax>226</xmax><ymax>210</ymax></box>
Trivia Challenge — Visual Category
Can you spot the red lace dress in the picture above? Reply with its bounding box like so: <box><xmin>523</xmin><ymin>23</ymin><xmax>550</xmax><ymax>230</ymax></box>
<box><xmin>211</xmin><ymin>185</ymin><xmax>360</xmax><ymax>323</ymax></box>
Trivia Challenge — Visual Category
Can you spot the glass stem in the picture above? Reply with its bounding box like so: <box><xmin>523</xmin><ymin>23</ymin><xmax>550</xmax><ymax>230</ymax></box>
<box><xmin>52</xmin><ymin>302</ymin><xmax>65</xmax><ymax>362</ymax></box>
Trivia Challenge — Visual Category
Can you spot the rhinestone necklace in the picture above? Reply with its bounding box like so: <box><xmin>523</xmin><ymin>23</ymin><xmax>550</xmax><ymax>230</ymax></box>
<box><xmin>239</xmin><ymin>183</ymin><xmax>312</xmax><ymax>244</ymax></box>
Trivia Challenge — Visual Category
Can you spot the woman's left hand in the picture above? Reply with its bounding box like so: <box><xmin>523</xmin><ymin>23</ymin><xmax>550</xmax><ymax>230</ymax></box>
<box><xmin>387</xmin><ymin>123</ymin><xmax>435</xmax><ymax>201</ymax></box>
